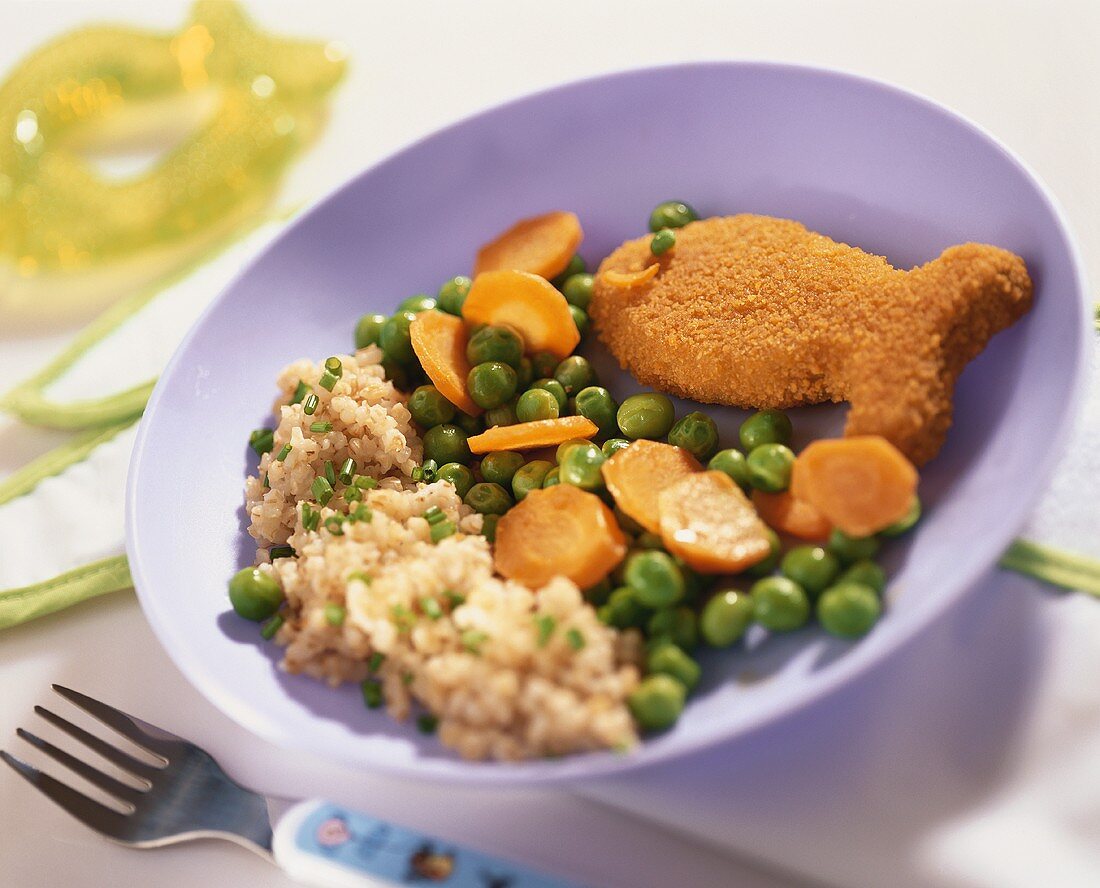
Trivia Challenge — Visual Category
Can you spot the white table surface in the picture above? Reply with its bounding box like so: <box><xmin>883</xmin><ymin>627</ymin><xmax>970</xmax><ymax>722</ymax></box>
<box><xmin>2</xmin><ymin>2</ymin><xmax>1099</xmax><ymax>887</ymax></box>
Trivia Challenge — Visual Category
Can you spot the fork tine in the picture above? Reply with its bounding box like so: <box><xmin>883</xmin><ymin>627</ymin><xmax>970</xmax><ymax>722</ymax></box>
<box><xmin>17</xmin><ymin>728</ymin><xmax>145</xmax><ymax>804</ymax></box>
<box><xmin>51</xmin><ymin>685</ymin><xmax>179</xmax><ymax>758</ymax></box>
<box><xmin>35</xmin><ymin>706</ymin><xmax>161</xmax><ymax>780</ymax></box>
<box><xmin>2</xmin><ymin>751</ymin><xmax>130</xmax><ymax>839</ymax></box>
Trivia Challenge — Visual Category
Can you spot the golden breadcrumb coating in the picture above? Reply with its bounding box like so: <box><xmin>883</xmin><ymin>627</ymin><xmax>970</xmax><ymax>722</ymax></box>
<box><xmin>591</xmin><ymin>215</ymin><xmax>1032</xmax><ymax>465</ymax></box>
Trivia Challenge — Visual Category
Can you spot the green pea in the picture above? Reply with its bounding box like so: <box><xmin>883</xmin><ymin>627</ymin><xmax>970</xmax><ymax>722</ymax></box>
<box><xmin>422</xmin><ymin>424</ymin><xmax>471</xmax><ymax>465</ymax></box>
<box><xmin>584</xmin><ymin>578</ymin><xmax>613</xmax><ymax>606</ymax></box>
<box><xmin>437</xmin><ymin>275</ymin><xmax>472</xmax><ymax>315</ymax></box>
<box><xmin>828</xmin><ymin>529</ymin><xmax>880</xmax><ymax>564</ymax></box>
<box><xmin>555</xmin><ymin>437</ymin><xmax>590</xmax><ymax>464</ymax></box>
<box><xmin>466</xmin><ymin>324</ymin><xmax>525</xmax><ymax>368</ymax></box>
<box><xmin>701</xmin><ymin>589</ymin><xmax>755</xmax><ymax>647</ymax></box>
<box><xmin>479</xmin><ymin>450</ymin><xmax>524</xmax><ymax>487</ymax></box>
<box><xmin>559</xmin><ymin>442</ymin><xmax>606</xmax><ymax>491</ymax></box>
<box><xmin>650</xmin><ymin>228</ymin><xmax>676</xmax><ymax>256</ymax></box>
<box><xmin>531</xmin><ymin>352</ymin><xmax>560</xmax><ymax>379</ymax></box>
<box><xmin>399</xmin><ymin>294</ymin><xmax>437</xmax><ymax>313</ymax></box>
<box><xmin>379</xmin><ymin>310</ymin><xmax>418</xmax><ymax>365</ymax></box>
<box><xmin>603</xmin><ymin>437</ymin><xmax>631</xmax><ymax>458</ymax></box>
<box><xmin>530</xmin><ymin>378</ymin><xmax>568</xmax><ymax>410</ymax></box>
<box><xmin>552</xmin><ymin>254</ymin><xmax>587</xmax><ymax>288</ymax></box>
<box><xmin>750</xmin><ymin>576</ymin><xmax>810</xmax><ymax>632</ymax></box>
<box><xmin>464</xmin><ymin>482</ymin><xmax>513</xmax><ymax>515</ymax></box>
<box><xmin>554</xmin><ymin>355</ymin><xmax>597</xmax><ymax>395</ymax></box>
<box><xmin>647</xmin><ymin>643</ymin><xmax>700</xmax><ymax>691</ymax></box>
<box><xmin>381</xmin><ymin>356</ymin><xmax>410</xmax><ymax>390</ymax></box>
<box><xmin>480</xmin><ymin>513</ymin><xmax>501</xmax><ymax>543</ymax></box>
<box><xmin>626</xmin><ymin>550</ymin><xmax>685</xmax><ymax>608</ymax></box>
<box><xmin>739</xmin><ymin>410</ymin><xmax>793</xmax><ymax>451</ymax></box>
<box><xmin>817</xmin><ymin>582</ymin><xmax>881</xmax><ymax>637</ymax></box>
<box><xmin>467</xmin><ymin>361</ymin><xmax>518</xmax><ymax>409</ymax></box>
<box><xmin>628</xmin><ymin>675</ymin><xmax>685</xmax><ymax>731</ymax></box>
<box><xmin>780</xmin><ymin>546</ymin><xmax>841</xmax><ymax>596</ymax></box>
<box><xmin>647</xmin><ymin>606</ymin><xmax>698</xmax><ymax>650</ymax></box>
<box><xmin>354</xmin><ymin>313</ymin><xmax>387</xmax><ymax>349</ymax></box>
<box><xmin>648</xmin><ymin>200</ymin><xmax>699</xmax><ymax>232</ymax></box>
<box><xmin>574</xmin><ymin>386</ymin><xmax>619</xmax><ymax>437</ymax></box>
<box><xmin>838</xmin><ymin>559</ymin><xmax>887</xmax><ymax>594</ymax></box>
<box><xmin>667</xmin><ymin>411</ymin><xmax>720</xmax><ymax>461</ymax></box>
<box><xmin>746</xmin><ymin>527</ymin><xmax>782</xmax><ymax>577</ymax></box>
<box><xmin>707</xmin><ymin>448</ymin><xmax>750</xmax><ymax>488</ymax></box>
<box><xmin>562</xmin><ymin>273</ymin><xmax>594</xmax><ymax>309</ymax></box>
<box><xmin>484</xmin><ymin>398</ymin><xmax>519</xmax><ymax>428</ymax></box>
<box><xmin>408</xmin><ymin>384</ymin><xmax>456</xmax><ymax>428</ymax></box>
<box><xmin>616</xmin><ymin>393</ymin><xmax>676</xmax><ymax>440</ymax></box>
<box><xmin>228</xmin><ymin>567</ymin><xmax>284</xmax><ymax>621</ymax></box>
<box><xmin>881</xmin><ymin>496</ymin><xmax>922</xmax><ymax>537</ymax></box>
<box><xmin>598</xmin><ymin>586</ymin><xmax>648</xmax><ymax>629</ymax></box>
<box><xmin>516</xmin><ymin>388</ymin><xmax>560</xmax><ymax>422</ymax></box>
<box><xmin>515</xmin><ymin>357</ymin><xmax>534</xmax><ymax>390</ymax></box>
<box><xmin>569</xmin><ymin>305</ymin><xmax>589</xmax><ymax>337</ymax></box>
<box><xmin>746</xmin><ymin>443</ymin><xmax>795</xmax><ymax>492</ymax></box>
<box><xmin>512</xmin><ymin>459</ymin><xmax>553</xmax><ymax>501</ymax></box>
<box><xmin>437</xmin><ymin>462</ymin><xmax>475</xmax><ymax>499</ymax></box>
<box><xmin>453</xmin><ymin>412</ymin><xmax>483</xmax><ymax>436</ymax></box>
<box><xmin>542</xmin><ymin>467</ymin><xmax>561</xmax><ymax>488</ymax></box>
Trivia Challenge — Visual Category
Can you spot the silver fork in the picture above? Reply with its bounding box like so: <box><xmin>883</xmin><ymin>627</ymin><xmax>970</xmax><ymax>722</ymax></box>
<box><xmin>3</xmin><ymin>686</ymin><xmax>580</xmax><ymax>888</ymax></box>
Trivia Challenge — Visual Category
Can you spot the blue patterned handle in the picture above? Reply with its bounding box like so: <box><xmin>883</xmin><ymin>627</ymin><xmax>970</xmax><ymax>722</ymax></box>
<box><xmin>272</xmin><ymin>799</ymin><xmax>585</xmax><ymax>888</ymax></box>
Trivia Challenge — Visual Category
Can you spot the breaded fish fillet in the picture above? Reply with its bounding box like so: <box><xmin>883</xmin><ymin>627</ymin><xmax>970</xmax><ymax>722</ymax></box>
<box><xmin>591</xmin><ymin>215</ymin><xmax>1032</xmax><ymax>465</ymax></box>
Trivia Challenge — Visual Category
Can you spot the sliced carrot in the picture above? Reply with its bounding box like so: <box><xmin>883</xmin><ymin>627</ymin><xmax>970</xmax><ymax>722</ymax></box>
<box><xmin>658</xmin><ymin>472</ymin><xmax>773</xmax><ymax>574</ymax></box>
<box><xmin>790</xmin><ymin>436</ymin><xmax>918</xmax><ymax>537</ymax></box>
<box><xmin>473</xmin><ymin>211</ymin><xmax>583</xmax><ymax>280</ymax></box>
<box><xmin>601</xmin><ymin>264</ymin><xmax>659</xmax><ymax>289</ymax></box>
<box><xmin>467</xmin><ymin>416</ymin><xmax>598</xmax><ymax>454</ymax></box>
<box><xmin>601</xmin><ymin>439</ymin><xmax>701</xmax><ymax>534</ymax></box>
<box><xmin>495</xmin><ymin>484</ymin><xmax>627</xmax><ymax>589</ymax></box>
<box><xmin>462</xmin><ymin>270</ymin><xmax>580</xmax><ymax>360</ymax></box>
<box><xmin>409</xmin><ymin>310</ymin><xmax>482</xmax><ymax>416</ymax></box>
<box><xmin>752</xmin><ymin>490</ymin><xmax>832</xmax><ymax>541</ymax></box>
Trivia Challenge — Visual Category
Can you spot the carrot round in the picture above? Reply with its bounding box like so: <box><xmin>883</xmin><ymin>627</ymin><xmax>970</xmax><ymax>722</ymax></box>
<box><xmin>601</xmin><ymin>264</ymin><xmax>659</xmax><ymax>288</ymax></box>
<box><xmin>495</xmin><ymin>484</ymin><xmax>627</xmax><ymax>589</ymax></box>
<box><xmin>658</xmin><ymin>471</ymin><xmax>773</xmax><ymax>573</ymax></box>
<box><xmin>467</xmin><ymin>416</ymin><xmax>598</xmax><ymax>454</ymax></box>
<box><xmin>752</xmin><ymin>490</ymin><xmax>832</xmax><ymax>541</ymax></box>
<box><xmin>790</xmin><ymin>435</ymin><xmax>918</xmax><ymax>537</ymax></box>
<box><xmin>601</xmin><ymin>439</ymin><xmax>701</xmax><ymax>534</ymax></box>
<box><xmin>410</xmin><ymin>310</ymin><xmax>481</xmax><ymax>416</ymax></box>
<box><xmin>473</xmin><ymin>211</ymin><xmax>583</xmax><ymax>281</ymax></box>
<box><xmin>462</xmin><ymin>270</ymin><xmax>580</xmax><ymax>360</ymax></box>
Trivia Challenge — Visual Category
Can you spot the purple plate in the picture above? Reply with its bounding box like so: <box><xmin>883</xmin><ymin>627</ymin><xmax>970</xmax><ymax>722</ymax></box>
<box><xmin>126</xmin><ymin>62</ymin><xmax>1089</xmax><ymax>783</ymax></box>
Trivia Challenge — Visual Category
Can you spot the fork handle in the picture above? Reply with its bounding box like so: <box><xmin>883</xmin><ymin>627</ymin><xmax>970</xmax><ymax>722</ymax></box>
<box><xmin>272</xmin><ymin>799</ymin><xmax>583</xmax><ymax>887</ymax></box>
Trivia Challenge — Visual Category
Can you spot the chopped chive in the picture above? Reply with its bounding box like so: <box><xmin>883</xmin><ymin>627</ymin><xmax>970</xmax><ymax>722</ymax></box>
<box><xmin>263</xmin><ymin>473</ymin><xmax>270</xmax><ymax>489</ymax></box>
<box><xmin>354</xmin><ymin>475</ymin><xmax>378</xmax><ymax>490</ymax></box>
<box><xmin>319</xmin><ymin>371</ymin><xmax>338</xmax><ymax>391</ymax></box>
<box><xmin>344</xmin><ymin>485</ymin><xmax>363</xmax><ymax>503</ymax></box>
<box><xmin>338</xmin><ymin>458</ymin><xmax>356</xmax><ymax>484</ymax></box>
<box><xmin>411</xmin><ymin>466</ymin><xmax>423</xmax><ymax>482</ymax></box>
<box><xmin>420</xmin><ymin>597</ymin><xmax>443</xmax><ymax>620</ymax></box>
<box><xmin>270</xmin><ymin>545</ymin><xmax>295</xmax><ymax>560</ymax></box>
<box><xmin>325</xmin><ymin>356</ymin><xmax>344</xmax><ymax>378</ymax></box>
<box><xmin>324</xmin><ymin>515</ymin><xmax>345</xmax><ymax>535</ymax></box>
<box><xmin>260</xmin><ymin>613</ymin><xmax>284</xmax><ymax>640</ymax></box>
<box><xmin>350</xmin><ymin>504</ymin><xmax>372</xmax><ymax>523</ymax></box>
<box><xmin>368</xmin><ymin>651</ymin><xmax>385</xmax><ymax>672</ymax></box>
<box><xmin>303</xmin><ymin>393</ymin><xmax>319</xmax><ymax>415</ymax></box>
<box><xmin>310</xmin><ymin>421</ymin><xmax>333</xmax><ymax>434</ymax></box>
<box><xmin>565</xmin><ymin>628</ymin><xmax>586</xmax><ymax>651</ymax></box>
<box><xmin>416</xmin><ymin>714</ymin><xmax>438</xmax><ymax>734</ymax></box>
<box><xmin>324</xmin><ymin>460</ymin><xmax>337</xmax><ymax>485</ymax></box>
<box><xmin>275</xmin><ymin>443</ymin><xmax>292</xmax><ymax>462</ymax></box>
<box><xmin>324</xmin><ymin>603</ymin><xmax>346</xmax><ymax>626</ymax></box>
<box><xmin>312</xmin><ymin>476</ymin><xmax>333</xmax><ymax>506</ymax></box>
<box><xmin>461</xmin><ymin>629</ymin><xmax>488</xmax><ymax>654</ymax></box>
<box><xmin>422</xmin><ymin>505</ymin><xmax>445</xmax><ymax>524</ymax></box>
<box><xmin>535</xmin><ymin>614</ymin><xmax>557</xmax><ymax>648</ymax></box>
<box><xmin>444</xmin><ymin>590</ymin><xmax>466</xmax><ymax>608</ymax></box>
<box><xmin>290</xmin><ymin>380</ymin><xmax>310</xmax><ymax>405</ymax></box>
<box><xmin>361</xmin><ymin>679</ymin><xmax>383</xmax><ymax>709</ymax></box>
<box><xmin>301</xmin><ymin>503</ymin><xmax>320</xmax><ymax>532</ymax></box>
<box><xmin>421</xmin><ymin>459</ymin><xmax>438</xmax><ymax>482</ymax></box>
<box><xmin>249</xmin><ymin>428</ymin><xmax>275</xmax><ymax>455</ymax></box>
<box><xmin>429</xmin><ymin>520</ymin><xmax>456</xmax><ymax>544</ymax></box>
<box><xmin>347</xmin><ymin>571</ymin><xmax>372</xmax><ymax>585</ymax></box>
<box><xmin>391</xmin><ymin>604</ymin><xmax>414</xmax><ymax>632</ymax></box>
